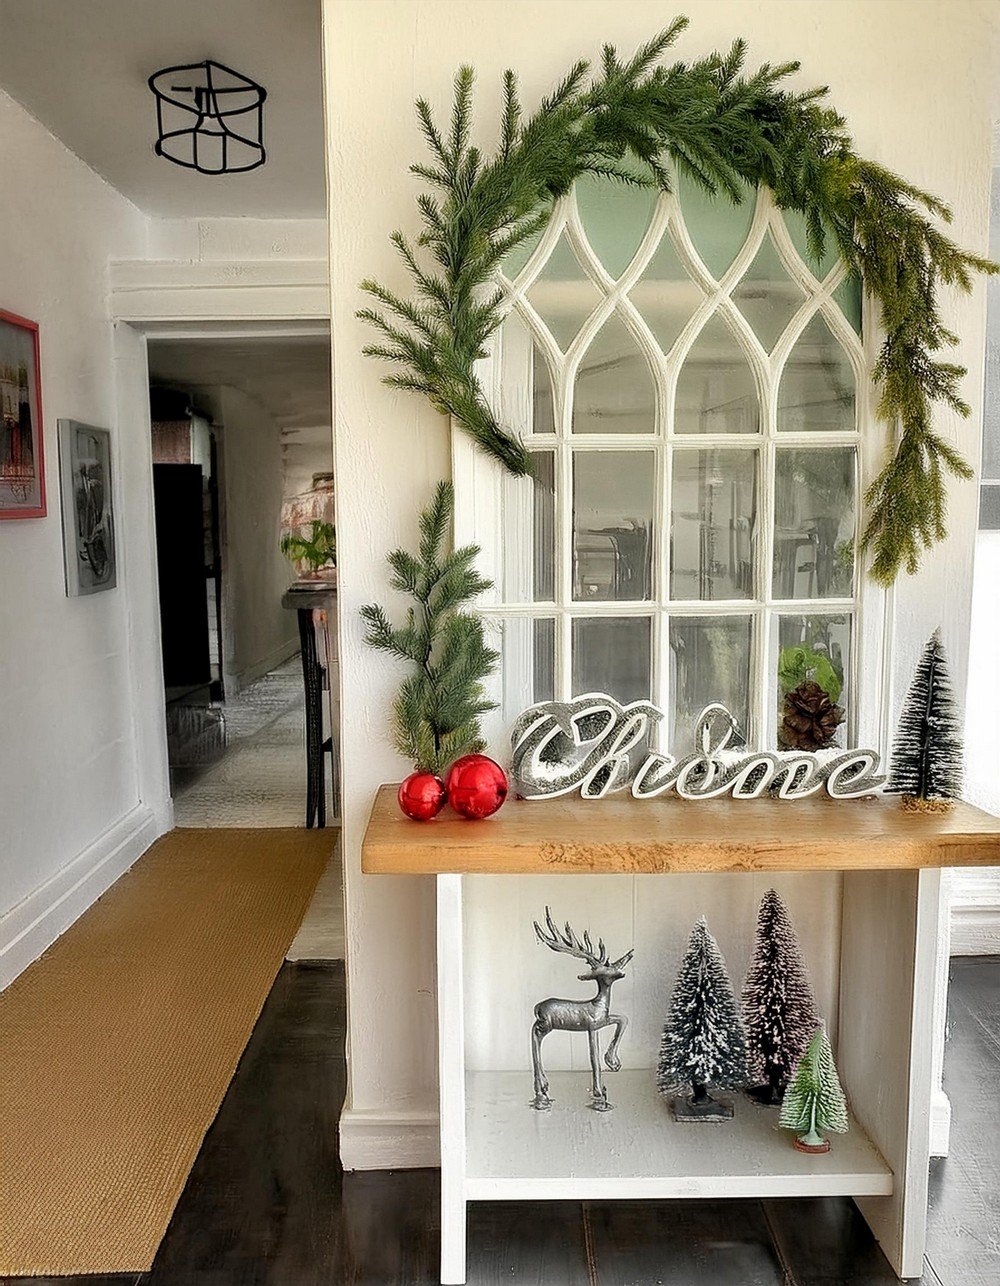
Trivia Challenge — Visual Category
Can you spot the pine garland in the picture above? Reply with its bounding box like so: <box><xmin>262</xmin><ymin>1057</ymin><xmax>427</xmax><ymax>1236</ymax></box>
<box><xmin>360</xmin><ymin>480</ymin><xmax>498</xmax><ymax>776</ymax></box>
<box><xmin>358</xmin><ymin>18</ymin><xmax>997</xmax><ymax>585</ymax></box>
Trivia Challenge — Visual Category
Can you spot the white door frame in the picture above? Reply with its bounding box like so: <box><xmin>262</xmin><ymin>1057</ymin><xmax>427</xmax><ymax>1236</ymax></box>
<box><xmin>109</xmin><ymin>259</ymin><xmax>331</xmax><ymax>831</ymax></box>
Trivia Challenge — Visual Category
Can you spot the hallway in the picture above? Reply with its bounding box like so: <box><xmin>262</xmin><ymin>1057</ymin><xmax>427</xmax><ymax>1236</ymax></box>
<box><xmin>171</xmin><ymin>657</ymin><xmax>310</xmax><ymax>829</ymax></box>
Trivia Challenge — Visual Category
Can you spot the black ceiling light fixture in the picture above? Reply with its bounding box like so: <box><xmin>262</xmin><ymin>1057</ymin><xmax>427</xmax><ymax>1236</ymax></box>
<box><xmin>148</xmin><ymin>60</ymin><xmax>266</xmax><ymax>174</ymax></box>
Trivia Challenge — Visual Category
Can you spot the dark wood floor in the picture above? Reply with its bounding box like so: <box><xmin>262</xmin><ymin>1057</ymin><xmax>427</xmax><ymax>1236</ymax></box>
<box><xmin>5</xmin><ymin>957</ymin><xmax>997</xmax><ymax>1286</ymax></box>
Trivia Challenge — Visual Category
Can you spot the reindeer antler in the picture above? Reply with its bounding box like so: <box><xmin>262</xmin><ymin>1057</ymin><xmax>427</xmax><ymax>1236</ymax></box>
<box><xmin>533</xmin><ymin>906</ymin><xmax>607</xmax><ymax>967</ymax></box>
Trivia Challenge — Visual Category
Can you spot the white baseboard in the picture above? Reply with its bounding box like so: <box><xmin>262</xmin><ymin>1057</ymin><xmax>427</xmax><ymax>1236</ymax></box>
<box><xmin>231</xmin><ymin>635</ymin><xmax>300</xmax><ymax>693</ymax></box>
<box><xmin>339</xmin><ymin>1107</ymin><xmax>440</xmax><ymax>1170</ymax></box>
<box><xmin>950</xmin><ymin>905</ymin><xmax>1000</xmax><ymax>956</ymax></box>
<box><xmin>0</xmin><ymin>804</ymin><xmax>163</xmax><ymax>990</ymax></box>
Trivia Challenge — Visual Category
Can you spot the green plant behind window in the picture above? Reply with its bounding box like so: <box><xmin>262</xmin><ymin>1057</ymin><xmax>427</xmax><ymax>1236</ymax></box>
<box><xmin>281</xmin><ymin>520</ymin><xmax>337</xmax><ymax>574</ymax></box>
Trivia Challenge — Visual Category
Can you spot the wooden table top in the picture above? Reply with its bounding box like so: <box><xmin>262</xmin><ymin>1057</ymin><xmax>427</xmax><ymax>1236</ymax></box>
<box><xmin>361</xmin><ymin>784</ymin><xmax>1000</xmax><ymax>875</ymax></box>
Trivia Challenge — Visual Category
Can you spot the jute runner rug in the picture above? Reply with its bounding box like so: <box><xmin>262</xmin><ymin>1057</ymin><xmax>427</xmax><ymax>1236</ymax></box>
<box><xmin>0</xmin><ymin>827</ymin><xmax>333</xmax><ymax>1275</ymax></box>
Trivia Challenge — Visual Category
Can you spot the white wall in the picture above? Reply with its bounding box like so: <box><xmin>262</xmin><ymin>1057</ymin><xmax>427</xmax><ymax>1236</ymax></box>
<box><xmin>0</xmin><ymin>90</ymin><xmax>161</xmax><ymax>986</ymax></box>
<box><xmin>955</xmin><ymin>161</ymin><xmax>1000</xmax><ymax>954</ymax></box>
<box><xmin>190</xmin><ymin>384</ymin><xmax>299</xmax><ymax>692</ymax></box>
<box><xmin>325</xmin><ymin>0</ymin><xmax>996</xmax><ymax>1168</ymax></box>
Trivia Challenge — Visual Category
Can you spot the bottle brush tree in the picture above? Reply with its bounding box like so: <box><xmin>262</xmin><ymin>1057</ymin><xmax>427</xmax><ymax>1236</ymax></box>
<box><xmin>360</xmin><ymin>480</ymin><xmax>498</xmax><ymax>778</ymax></box>
<box><xmin>778</xmin><ymin>1024</ymin><xmax>848</xmax><ymax>1153</ymax></box>
<box><xmin>657</xmin><ymin>917</ymin><xmax>749</xmax><ymax>1121</ymax></box>
<box><xmin>741</xmin><ymin>890</ymin><xmax>821</xmax><ymax>1106</ymax></box>
<box><xmin>887</xmin><ymin>629</ymin><xmax>964</xmax><ymax>811</ymax></box>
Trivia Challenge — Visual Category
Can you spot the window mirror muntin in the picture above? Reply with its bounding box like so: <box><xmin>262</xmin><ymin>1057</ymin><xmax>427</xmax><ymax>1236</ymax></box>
<box><xmin>477</xmin><ymin>170</ymin><xmax>870</xmax><ymax>752</ymax></box>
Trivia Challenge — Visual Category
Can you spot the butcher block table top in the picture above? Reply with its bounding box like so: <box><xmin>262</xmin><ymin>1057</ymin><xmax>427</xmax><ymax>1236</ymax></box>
<box><xmin>361</xmin><ymin>784</ymin><xmax>1000</xmax><ymax>875</ymax></box>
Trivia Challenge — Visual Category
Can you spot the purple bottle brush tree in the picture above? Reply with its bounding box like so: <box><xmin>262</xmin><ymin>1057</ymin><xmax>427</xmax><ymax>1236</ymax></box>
<box><xmin>741</xmin><ymin>889</ymin><xmax>822</xmax><ymax>1107</ymax></box>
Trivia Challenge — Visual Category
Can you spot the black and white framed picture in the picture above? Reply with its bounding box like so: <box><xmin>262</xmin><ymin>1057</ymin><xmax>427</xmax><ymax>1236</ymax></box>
<box><xmin>58</xmin><ymin>419</ymin><xmax>117</xmax><ymax>595</ymax></box>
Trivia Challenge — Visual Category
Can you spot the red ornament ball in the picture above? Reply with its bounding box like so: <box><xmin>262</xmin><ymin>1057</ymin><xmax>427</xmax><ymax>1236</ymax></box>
<box><xmin>444</xmin><ymin>753</ymin><xmax>493</xmax><ymax>791</ymax></box>
<box><xmin>447</xmin><ymin>755</ymin><xmax>508</xmax><ymax>819</ymax></box>
<box><xmin>398</xmin><ymin>771</ymin><xmax>446</xmax><ymax>821</ymax></box>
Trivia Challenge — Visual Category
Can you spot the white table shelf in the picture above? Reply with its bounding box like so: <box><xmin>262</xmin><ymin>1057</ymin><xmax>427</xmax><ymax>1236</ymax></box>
<box><xmin>361</xmin><ymin>790</ymin><xmax>1000</xmax><ymax>1284</ymax></box>
<box><xmin>465</xmin><ymin>1069</ymin><xmax>892</xmax><ymax>1201</ymax></box>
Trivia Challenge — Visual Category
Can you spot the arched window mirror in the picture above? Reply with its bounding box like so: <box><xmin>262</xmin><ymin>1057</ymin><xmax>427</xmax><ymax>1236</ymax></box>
<box><xmin>454</xmin><ymin>168</ymin><xmax>876</xmax><ymax>755</ymax></box>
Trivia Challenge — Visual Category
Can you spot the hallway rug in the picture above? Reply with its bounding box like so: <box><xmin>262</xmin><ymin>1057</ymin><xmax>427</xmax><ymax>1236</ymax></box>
<box><xmin>0</xmin><ymin>827</ymin><xmax>333</xmax><ymax>1275</ymax></box>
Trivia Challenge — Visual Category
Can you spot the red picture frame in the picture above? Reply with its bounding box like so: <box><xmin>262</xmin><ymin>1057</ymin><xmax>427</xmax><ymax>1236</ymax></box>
<box><xmin>0</xmin><ymin>309</ymin><xmax>46</xmax><ymax>519</ymax></box>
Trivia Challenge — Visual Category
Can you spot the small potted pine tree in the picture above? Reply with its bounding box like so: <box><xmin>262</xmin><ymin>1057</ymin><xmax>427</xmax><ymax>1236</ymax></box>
<box><xmin>779</xmin><ymin>1025</ymin><xmax>848</xmax><ymax>1153</ymax></box>
<box><xmin>742</xmin><ymin>890</ymin><xmax>821</xmax><ymax>1106</ymax></box>
<box><xmin>656</xmin><ymin>918</ymin><xmax>749</xmax><ymax>1121</ymax></box>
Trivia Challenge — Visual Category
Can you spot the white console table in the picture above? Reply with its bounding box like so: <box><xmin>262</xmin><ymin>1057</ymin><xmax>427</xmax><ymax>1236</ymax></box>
<box><xmin>362</xmin><ymin>787</ymin><xmax>1000</xmax><ymax>1283</ymax></box>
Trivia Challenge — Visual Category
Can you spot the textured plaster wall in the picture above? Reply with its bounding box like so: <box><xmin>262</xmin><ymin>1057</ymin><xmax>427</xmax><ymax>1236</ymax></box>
<box><xmin>324</xmin><ymin>0</ymin><xmax>997</xmax><ymax>1161</ymax></box>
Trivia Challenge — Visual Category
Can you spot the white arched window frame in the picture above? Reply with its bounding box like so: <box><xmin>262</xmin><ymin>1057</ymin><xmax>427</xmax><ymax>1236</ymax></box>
<box><xmin>453</xmin><ymin>180</ymin><xmax>893</xmax><ymax>760</ymax></box>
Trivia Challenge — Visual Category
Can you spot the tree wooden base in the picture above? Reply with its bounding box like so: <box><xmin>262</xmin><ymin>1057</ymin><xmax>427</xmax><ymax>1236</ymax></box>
<box><xmin>793</xmin><ymin>1136</ymin><xmax>831</xmax><ymax>1154</ymax></box>
<box><xmin>745</xmin><ymin>1084</ymin><xmax>781</xmax><ymax>1107</ymax></box>
<box><xmin>671</xmin><ymin>1093</ymin><xmax>734</xmax><ymax>1123</ymax></box>
<box><xmin>900</xmin><ymin>794</ymin><xmax>955</xmax><ymax>814</ymax></box>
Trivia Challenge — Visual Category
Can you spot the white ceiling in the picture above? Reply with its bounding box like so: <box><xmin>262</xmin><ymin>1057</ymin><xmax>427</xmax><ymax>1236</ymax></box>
<box><xmin>0</xmin><ymin>0</ymin><xmax>326</xmax><ymax>218</ymax></box>
<box><xmin>147</xmin><ymin>335</ymin><xmax>332</xmax><ymax>434</ymax></box>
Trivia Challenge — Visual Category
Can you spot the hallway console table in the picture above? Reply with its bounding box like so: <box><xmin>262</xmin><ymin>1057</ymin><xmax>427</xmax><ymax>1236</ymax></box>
<box><xmin>362</xmin><ymin>788</ymin><xmax>1000</xmax><ymax>1283</ymax></box>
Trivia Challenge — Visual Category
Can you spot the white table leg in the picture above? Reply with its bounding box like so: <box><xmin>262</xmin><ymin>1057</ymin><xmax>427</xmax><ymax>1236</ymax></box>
<box><xmin>438</xmin><ymin>874</ymin><xmax>467</xmax><ymax>1284</ymax></box>
<box><xmin>839</xmin><ymin>868</ymin><xmax>942</xmax><ymax>1279</ymax></box>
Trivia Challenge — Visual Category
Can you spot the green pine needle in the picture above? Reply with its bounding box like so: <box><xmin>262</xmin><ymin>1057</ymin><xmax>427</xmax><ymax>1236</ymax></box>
<box><xmin>361</xmin><ymin>480</ymin><xmax>498</xmax><ymax>776</ymax></box>
<box><xmin>358</xmin><ymin>19</ymin><xmax>998</xmax><ymax>584</ymax></box>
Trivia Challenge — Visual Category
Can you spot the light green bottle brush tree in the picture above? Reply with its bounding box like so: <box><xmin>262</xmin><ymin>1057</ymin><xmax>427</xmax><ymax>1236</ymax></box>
<box><xmin>360</xmin><ymin>480</ymin><xmax>498</xmax><ymax>777</ymax></box>
<box><xmin>779</xmin><ymin>1024</ymin><xmax>849</xmax><ymax>1153</ymax></box>
<box><xmin>358</xmin><ymin>17</ymin><xmax>998</xmax><ymax>585</ymax></box>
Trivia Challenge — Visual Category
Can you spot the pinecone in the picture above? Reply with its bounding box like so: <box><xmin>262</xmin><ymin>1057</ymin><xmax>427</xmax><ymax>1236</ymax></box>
<box><xmin>780</xmin><ymin>680</ymin><xmax>845</xmax><ymax>751</ymax></box>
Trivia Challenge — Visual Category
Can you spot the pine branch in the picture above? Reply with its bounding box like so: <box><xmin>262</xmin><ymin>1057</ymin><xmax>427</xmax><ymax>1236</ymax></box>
<box><xmin>358</xmin><ymin>22</ymin><xmax>998</xmax><ymax>581</ymax></box>
<box><xmin>361</xmin><ymin>481</ymin><xmax>497</xmax><ymax>776</ymax></box>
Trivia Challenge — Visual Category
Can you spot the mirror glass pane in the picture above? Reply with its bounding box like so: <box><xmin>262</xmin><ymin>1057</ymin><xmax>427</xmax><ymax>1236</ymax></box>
<box><xmin>775</xmin><ymin>613</ymin><xmax>851</xmax><ymax>751</ymax></box>
<box><xmin>777</xmin><ymin>314</ymin><xmax>855</xmax><ymax>432</ymax></box>
<box><xmin>576</xmin><ymin>171</ymin><xmax>657</xmax><ymax>279</ymax></box>
<box><xmin>675</xmin><ymin>316</ymin><xmax>758</xmax><ymax>434</ymax></box>
<box><xmin>782</xmin><ymin>209</ymin><xmax>839</xmax><ymax>282</ymax></box>
<box><xmin>572</xmin><ymin>616</ymin><xmax>652</xmax><ymax>704</ymax></box>
<box><xmin>573</xmin><ymin>451</ymin><xmax>654</xmax><ymax>601</ymax></box>
<box><xmin>526</xmin><ymin>235</ymin><xmax>602</xmax><ymax>351</ymax></box>
<box><xmin>629</xmin><ymin>234</ymin><xmax>701</xmax><ymax>355</ymax></box>
<box><xmin>501</xmin><ymin>450</ymin><xmax>555</xmax><ymax>602</ymax></box>
<box><xmin>669</xmin><ymin>615</ymin><xmax>752</xmax><ymax>749</ymax></box>
<box><xmin>532</xmin><ymin>342</ymin><xmax>555</xmax><ymax>435</ymax></box>
<box><xmin>677</xmin><ymin>170</ymin><xmax>754</xmax><ymax>279</ymax></box>
<box><xmin>670</xmin><ymin>448</ymin><xmax>757</xmax><ymax>600</ymax></box>
<box><xmin>572</xmin><ymin>315</ymin><xmax>656</xmax><ymax>434</ymax></box>
<box><xmin>732</xmin><ymin>235</ymin><xmax>806</xmax><ymax>352</ymax></box>
<box><xmin>773</xmin><ymin>448</ymin><xmax>856</xmax><ymax>600</ymax></box>
<box><xmin>533</xmin><ymin>617</ymin><xmax>555</xmax><ymax>702</ymax></box>
<box><xmin>833</xmin><ymin>275</ymin><xmax>862</xmax><ymax>334</ymax></box>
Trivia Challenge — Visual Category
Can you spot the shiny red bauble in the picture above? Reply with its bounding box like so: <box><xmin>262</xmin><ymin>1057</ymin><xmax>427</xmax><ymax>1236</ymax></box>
<box><xmin>447</xmin><ymin>755</ymin><xmax>508</xmax><ymax>819</ymax></box>
<box><xmin>397</xmin><ymin>771</ymin><xmax>447</xmax><ymax>821</ymax></box>
<box><xmin>444</xmin><ymin>753</ymin><xmax>493</xmax><ymax>791</ymax></box>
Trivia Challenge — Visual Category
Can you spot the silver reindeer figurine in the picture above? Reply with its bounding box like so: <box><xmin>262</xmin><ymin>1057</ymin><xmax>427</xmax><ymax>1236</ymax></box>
<box><xmin>530</xmin><ymin>908</ymin><xmax>634</xmax><ymax>1112</ymax></box>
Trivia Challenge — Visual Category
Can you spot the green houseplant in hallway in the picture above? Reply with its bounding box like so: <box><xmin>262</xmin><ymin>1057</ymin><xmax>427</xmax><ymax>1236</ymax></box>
<box><xmin>281</xmin><ymin>520</ymin><xmax>337</xmax><ymax>580</ymax></box>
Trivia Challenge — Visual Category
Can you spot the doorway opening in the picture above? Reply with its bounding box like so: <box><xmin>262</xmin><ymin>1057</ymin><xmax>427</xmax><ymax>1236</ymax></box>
<box><xmin>145</xmin><ymin>332</ymin><xmax>337</xmax><ymax>831</ymax></box>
